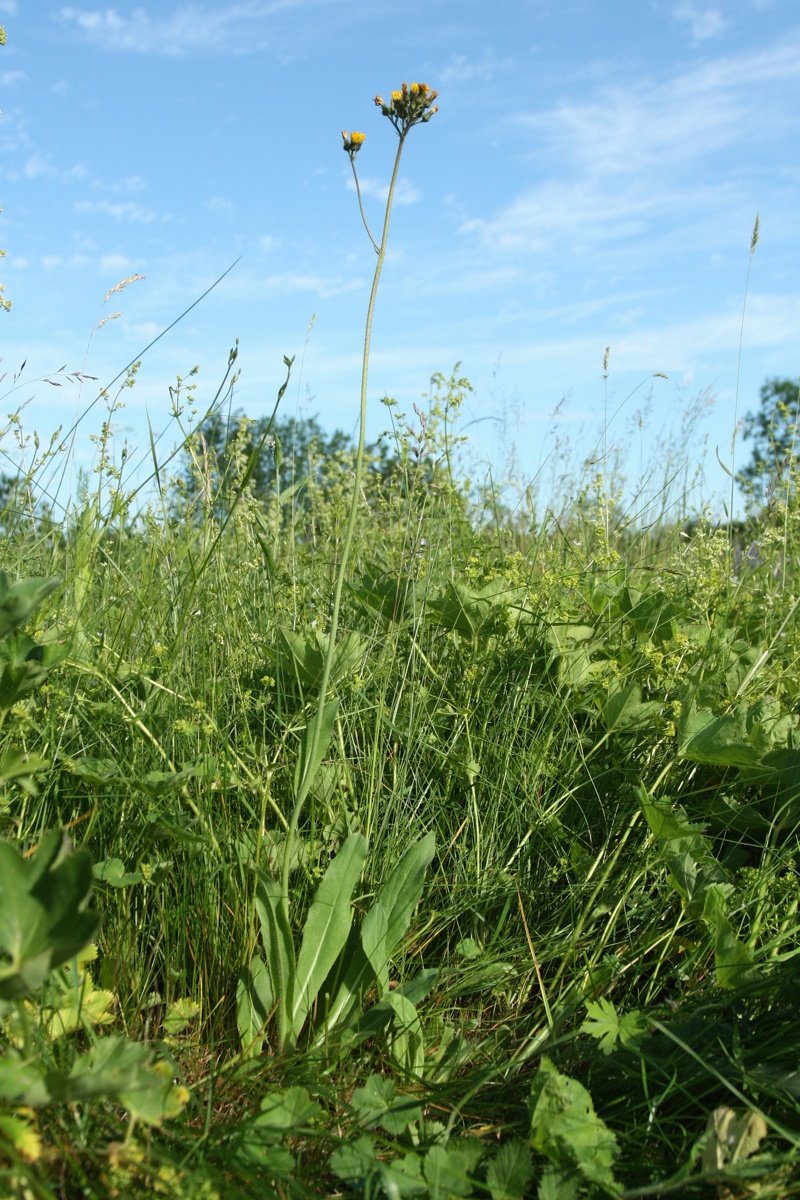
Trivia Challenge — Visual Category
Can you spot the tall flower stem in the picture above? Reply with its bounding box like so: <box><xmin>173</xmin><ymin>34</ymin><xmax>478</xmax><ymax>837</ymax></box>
<box><xmin>281</xmin><ymin>131</ymin><xmax>410</xmax><ymax>915</ymax></box>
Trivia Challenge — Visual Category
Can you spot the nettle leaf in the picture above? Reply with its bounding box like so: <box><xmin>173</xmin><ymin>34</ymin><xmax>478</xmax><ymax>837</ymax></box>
<box><xmin>329</xmin><ymin>1134</ymin><xmax>427</xmax><ymax>1196</ymax></box>
<box><xmin>581</xmin><ymin>997</ymin><xmax>648</xmax><ymax>1055</ymax></box>
<box><xmin>485</xmin><ymin>1139</ymin><xmax>534</xmax><ymax>1200</ymax></box>
<box><xmin>424</xmin><ymin>1139</ymin><xmax>485</xmax><ymax>1197</ymax></box>
<box><xmin>529</xmin><ymin>1057</ymin><xmax>619</xmax><ymax>1189</ymax></box>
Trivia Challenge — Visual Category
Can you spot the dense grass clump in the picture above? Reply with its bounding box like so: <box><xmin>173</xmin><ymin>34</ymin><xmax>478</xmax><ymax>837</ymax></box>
<box><xmin>0</xmin><ymin>359</ymin><xmax>799</xmax><ymax>1197</ymax></box>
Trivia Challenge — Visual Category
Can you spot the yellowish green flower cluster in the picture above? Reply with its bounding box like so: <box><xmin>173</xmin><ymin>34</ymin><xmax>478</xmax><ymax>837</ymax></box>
<box><xmin>373</xmin><ymin>82</ymin><xmax>439</xmax><ymax>136</ymax></box>
<box><xmin>341</xmin><ymin>130</ymin><xmax>366</xmax><ymax>158</ymax></box>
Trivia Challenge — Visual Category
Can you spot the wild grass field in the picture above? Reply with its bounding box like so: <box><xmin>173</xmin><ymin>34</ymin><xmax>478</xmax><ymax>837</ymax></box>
<box><xmin>2</xmin><ymin>78</ymin><xmax>800</xmax><ymax>1200</ymax></box>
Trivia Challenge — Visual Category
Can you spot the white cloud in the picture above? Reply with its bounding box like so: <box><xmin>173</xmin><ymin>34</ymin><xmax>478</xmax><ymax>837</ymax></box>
<box><xmin>258</xmin><ymin>234</ymin><xmax>278</xmax><ymax>251</ymax></box>
<box><xmin>0</xmin><ymin>1</ymin><xmax>17</xmax><ymax>15</ymax></box>
<box><xmin>74</xmin><ymin>199</ymin><xmax>158</xmax><ymax>222</ymax></box>
<box><xmin>345</xmin><ymin>174</ymin><xmax>421</xmax><ymax>205</ymax></box>
<box><xmin>24</xmin><ymin>154</ymin><xmax>56</xmax><ymax>180</ymax></box>
<box><xmin>0</xmin><ymin>70</ymin><xmax>26</xmax><ymax>87</ymax></box>
<box><xmin>99</xmin><ymin>254</ymin><xmax>135</xmax><ymax>273</ymax></box>
<box><xmin>207</xmin><ymin>195</ymin><xmax>233</xmax><ymax>212</ymax></box>
<box><xmin>673</xmin><ymin>3</ymin><xmax>727</xmax><ymax>43</ymax></box>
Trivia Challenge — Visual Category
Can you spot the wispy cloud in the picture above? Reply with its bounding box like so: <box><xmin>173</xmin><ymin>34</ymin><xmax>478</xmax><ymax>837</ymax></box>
<box><xmin>56</xmin><ymin>2</ymin><xmax>345</xmax><ymax>56</ymax></box>
<box><xmin>437</xmin><ymin>49</ymin><xmax>512</xmax><ymax>85</ymax></box>
<box><xmin>74</xmin><ymin>199</ymin><xmax>160</xmax><ymax>222</ymax></box>
<box><xmin>345</xmin><ymin>175</ymin><xmax>421</xmax><ymax>205</ymax></box>
<box><xmin>463</xmin><ymin>40</ymin><xmax>800</xmax><ymax>258</ymax></box>
<box><xmin>673</xmin><ymin>3</ymin><xmax>727</xmax><ymax>43</ymax></box>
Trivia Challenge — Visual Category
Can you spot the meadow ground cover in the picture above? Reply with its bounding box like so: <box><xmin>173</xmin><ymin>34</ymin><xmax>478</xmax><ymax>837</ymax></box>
<box><xmin>1</xmin><ymin>78</ymin><xmax>800</xmax><ymax>1200</ymax></box>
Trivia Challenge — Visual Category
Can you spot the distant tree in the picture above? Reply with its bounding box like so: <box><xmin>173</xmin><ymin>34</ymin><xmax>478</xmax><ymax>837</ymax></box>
<box><xmin>739</xmin><ymin>377</ymin><xmax>800</xmax><ymax>504</ymax></box>
<box><xmin>179</xmin><ymin>411</ymin><xmax>400</xmax><ymax>517</ymax></box>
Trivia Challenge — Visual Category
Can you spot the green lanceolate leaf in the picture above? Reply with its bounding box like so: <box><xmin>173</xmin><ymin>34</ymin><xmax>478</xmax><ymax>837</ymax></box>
<box><xmin>316</xmin><ymin>835</ymin><xmax>436</xmax><ymax>1043</ymax></box>
<box><xmin>237</xmin><ymin>953</ymin><xmax>275</xmax><ymax>1055</ymax></box>
<box><xmin>292</xmin><ymin>832</ymin><xmax>367</xmax><ymax>1042</ymax></box>
<box><xmin>255</xmin><ymin>872</ymin><xmax>296</xmax><ymax>1052</ymax></box>
<box><xmin>702</xmin><ymin>885</ymin><xmax>760</xmax><ymax>989</ymax></box>
<box><xmin>294</xmin><ymin>696</ymin><xmax>340</xmax><ymax>802</ymax></box>
<box><xmin>361</xmin><ymin>833</ymin><xmax>435</xmax><ymax>995</ymax></box>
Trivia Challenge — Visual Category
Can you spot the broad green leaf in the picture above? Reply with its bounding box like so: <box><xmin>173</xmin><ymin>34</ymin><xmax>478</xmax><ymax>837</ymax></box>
<box><xmin>485</xmin><ymin>1139</ymin><xmax>534</xmax><ymax>1200</ymax></box>
<box><xmin>93</xmin><ymin>858</ymin><xmax>143</xmax><ymax>887</ymax></box>
<box><xmin>317</xmin><ymin>835</ymin><xmax>436</xmax><ymax>1038</ymax></box>
<box><xmin>0</xmin><ymin>573</ymin><xmax>60</xmax><ymax>641</ymax></box>
<box><xmin>538</xmin><ymin>1165</ymin><xmax>581</xmax><ymax>1200</ymax></box>
<box><xmin>255</xmin><ymin>1086</ymin><xmax>324</xmax><ymax>1134</ymax></box>
<box><xmin>294</xmin><ymin>696</ymin><xmax>340</xmax><ymax>801</ymax></box>
<box><xmin>55</xmin><ymin>1036</ymin><xmax>189</xmax><ymax>1125</ymax></box>
<box><xmin>603</xmin><ymin>683</ymin><xmax>660</xmax><ymax>732</ymax></box>
<box><xmin>424</xmin><ymin>1140</ymin><xmax>485</xmax><ymax>1197</ymax></box>
<box><xmin>702</xmin><ymin>1107</ymin><xmax>767</xmax><ymax>1171</ymax></box>
<box><xmin>351</xmin><ymin>1074</ymin><xmax>422</xmax><ymax>1135</ymax></box>
<box><xmin>529</xmin><ymin>1057</ymin><xmax>618</xmax><ymax>1189</ymax></box>
<box><xmin>291</xmin><ymin>832</ymin><xmax>367</xmax><ymax>1041</ymax></box>
<box><xmin>0</xmin><ymin>835</ymin><xmax>98</xmax><ymax>999</ymax></box>
<box><xmin>702</xmin><ymin>885</ymin><xmax>760</xmax><ymax>989</ymax></box>
<box><xmin>0</xmin><ymin>747</ymin><xmax>48</xmax><ymax>788</ymax></box>
<box><xmin>677</xmin><ymin>701</ymin><xmax>759</xmax><ymax>767</ymax></box>
<box><xmin>255</xmin><ymin>873</ymin><xmax>295</xmax><ymax>1051</ymax></box>
<box><xmin>384</xmin><ymin>991</ymin><xmax>426</xmax><ymax>1077</ymax></box>
<box><xmin>361</xmin><ymin>900</ymin><xmax>389</xmax><ymax>994</ymax></box>
<box><xmin>376</xmin><ymin>832</ymin><xmax>436</xmax><ymax>961</ymax></box>
<box><xmin>237</xmin><ymin>954</ymin><xmax>274</xmax><ymax>1055</ymax></box>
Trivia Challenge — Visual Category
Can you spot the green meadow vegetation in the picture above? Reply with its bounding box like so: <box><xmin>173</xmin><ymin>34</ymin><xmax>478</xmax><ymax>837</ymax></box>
<box><xmin>2</xmin><ymin>66</ymin><xmax>800</xmax><ymax>1199</ymax></box>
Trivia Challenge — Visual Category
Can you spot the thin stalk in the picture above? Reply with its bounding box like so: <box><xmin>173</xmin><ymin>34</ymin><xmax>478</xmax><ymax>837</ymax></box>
<box><xmin>281</xmin><ymin>131</ymin><xmax>410</xmax><ymax>915</ymax></box>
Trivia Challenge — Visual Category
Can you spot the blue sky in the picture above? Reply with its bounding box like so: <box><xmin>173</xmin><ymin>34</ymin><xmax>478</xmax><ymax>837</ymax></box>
<box><xmin>1</xmin><ymin>1</ymin><xmax>798</xmax><ymax>516</ymax></box>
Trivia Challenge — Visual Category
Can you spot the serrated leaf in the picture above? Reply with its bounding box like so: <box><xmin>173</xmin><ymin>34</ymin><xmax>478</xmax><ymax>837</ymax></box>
<box><xmin>529</xmin><ymin>1057</ymin><xmax>618</xmax><ymax>1188</ymax></box>
<box><xmin>485</xmin><ymin>1139</ymin><xmax>534</xmax><ymax>1200</ymax></box>
<box><xmin>162</xmin><ymin>996</ymin><xmax>200</xmax><ymax>1036</ymax></box>
<box><xmin>424</xmin><ymin>1139</ymin><xmax>485</xmax><ymax>1197</ymax></box>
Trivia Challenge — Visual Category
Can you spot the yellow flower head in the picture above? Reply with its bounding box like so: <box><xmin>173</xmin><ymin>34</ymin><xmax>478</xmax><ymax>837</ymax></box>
<box><xmin>342</xmin><ymin>130</ymin><xmax>366</xmax><ymax>155</ymax></box>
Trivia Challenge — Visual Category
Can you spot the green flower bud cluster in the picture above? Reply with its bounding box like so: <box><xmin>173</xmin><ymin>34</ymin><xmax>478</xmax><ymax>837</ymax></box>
<box><xmin>373</xmin><ymin>82</ymin><xmax>439</xmax><ymax>136</ymax></box>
